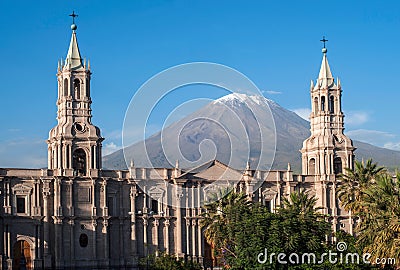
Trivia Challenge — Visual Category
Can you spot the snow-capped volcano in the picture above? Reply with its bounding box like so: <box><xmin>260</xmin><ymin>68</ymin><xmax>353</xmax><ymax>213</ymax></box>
<box><xmin>103</xmin><ymin>93</ymin><xmax>400</xmax><ymax>171</ymax></box>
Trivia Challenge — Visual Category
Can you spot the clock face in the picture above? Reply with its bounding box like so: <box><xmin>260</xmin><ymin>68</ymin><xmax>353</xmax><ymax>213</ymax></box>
<box><xmin>74</xmin><ymin>122</ymin><xmax>86</xmax><ymax>133</ymax></box>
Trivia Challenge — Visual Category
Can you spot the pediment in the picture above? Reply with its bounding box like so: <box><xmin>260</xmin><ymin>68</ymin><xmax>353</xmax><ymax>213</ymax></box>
<box><xmin>12</xmin><ymin>183</ymin><xmax>33</xmax><ymax>194</ymax></box>
<box><xmin>148</xmin><ymin>186</ymin><xmax>165</xmax><ymax>198</ymax></box>
<box><xmin>262</xmin><ymin>188</ymin><xmax>277</xmax><ymax>200</ymax></box>
<box><xmin>177</xmin><ymin>160</ymin><xmax>243</xmax><ymax>181</ymax></box>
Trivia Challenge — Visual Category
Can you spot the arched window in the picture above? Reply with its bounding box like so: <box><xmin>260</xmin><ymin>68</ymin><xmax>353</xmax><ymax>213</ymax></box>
<box><xmin>314</xmin><ymin>97</ymin><xmax>319</xmax><ymax>113</ymax></box>
<box><xmin>73</xmin><ymin>148</ymin><xmax>86</xmax><ymax>176</ymax></box>
<box><xmin>334</xmin><ymin>157</ymin><xmax>342</xmax><ymax>174</ymax></box>
<box><xmin>309</xmin><ymin>158</ymin><xmax>316</xmax><ymax>175</ymax></box>
<box><xmin>63</xmin><ymin>78</ymin><xmax>69</xmax><ymax>96</ymax></box>
<box><xmin>321</xmin><ymin>96</ymin><xmax>325</xmax><ymax>111</ymax></box>
<box><xmin>329</xmin><ymin>96</ymin><xmax>335</xmax><ymax>113</ymax></box>
<box><xmin>74</xmin><ymin>79</ymin><xmax>80</xmax><ymax>99</ymax></box>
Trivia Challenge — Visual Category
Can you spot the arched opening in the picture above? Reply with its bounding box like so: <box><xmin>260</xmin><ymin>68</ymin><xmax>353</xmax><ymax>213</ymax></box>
<box><xmin>309</xmin><ymin>158</ymin><xmax>316</xmax><ymax>175</ymax></box>
<box><xmin>73</xmin><ymin>148</ymin><xmax>86</xmax><ymax>176</ymax></box>
<box><xmin>334</xmin><ymin>157</ymin><xmax>342</xmax><ymax>174</ymax></box>
<box><xmin>329</xmin><ymin>96</ymin><xmax>335</xmax><ymax>113</ymax></box>
<box><xmin>314</xmin><ymin>97</ymin><xmax>319</xmax><ymax>113</ymax></box>
<box><xmin>79</xmin><ymin>233</ymin><xmax>89</xmax><ymax>247</ymax></box>
<box><xmin>74</xmin><ymin>79</ymin><xmax>80</xmax><ymax>99</ymax></box>
<box><xmin>63</xmin><ymin>78</ymin><xmax>69</xmax><ymax>96</ymax></box>
<box><xmin>13</xmin><ymin>240</ymin><xmax>32</xmax><ymax>270</ymax></box>
<box><xmin>86</xmin><ymin>78</ymin><xmax>90</xmax><ymax>97</ymax></box>
<box><xmin>321</xmin><ymin>96</ymin><xmax>326</xmax><ymax>111</ymax></box>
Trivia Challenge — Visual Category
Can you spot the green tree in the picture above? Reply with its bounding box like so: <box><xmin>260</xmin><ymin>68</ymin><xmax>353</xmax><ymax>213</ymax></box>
<box><xmin>201</xmin><ymin>189</ymin><xmax>252</xmax><ymax>261</ymax></box>
<box><xmin>356</xmin><ymin>173</ymin><xmax>400</xmax><ymax>268</ymax></box>
<box><xmin>139</xmin><ymin>252</ymin><xmax>202</xmax><ymax>270</ymax></box>
<box><xmin>337</xmin><ymin>160</ymin><xmax>399</xmax><ymax>269</ymax></box>
<box><xmin>270</xmin><ymin>190</ymin><xmax>331</xmax><ymax>257</ymax></box>
<box><xmin>200</xmin><ymin>189</ymin><xmax>333</xmax><ymax>269</ymax></box>
<box><xmin>337</xmin><ymin>159</ymin><xmax>385</xmax><ymax>213</ymax></box>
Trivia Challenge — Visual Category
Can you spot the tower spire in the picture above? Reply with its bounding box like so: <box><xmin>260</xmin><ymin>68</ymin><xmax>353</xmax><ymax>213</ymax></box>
<box><xmin>65</xmin><ymin>11</ymin><xmax>83</xmax><ymax>69</ymax></box>
<box><xmin>316</xmin><ymin>38</ymin><xmax>334</xmax><ymax>89</ymax></box>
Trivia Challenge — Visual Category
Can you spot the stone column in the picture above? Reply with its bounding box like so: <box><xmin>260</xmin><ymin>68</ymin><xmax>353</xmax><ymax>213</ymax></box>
<box><xmin>42</xmin><ymin>178</ymin><xmax>52</xmax><ymax>268</ymax></box>
<box><xmin>175</xmin><ymin>186</ymin><xmax>183</xmax><ymax>256</ymax></box>
<box><xmin>6</xmin><ymin>225</ymin><xmax>12</xmax><ymax>269</ymax></box>
<box><xmin>58</xmin><ymin>144</ymin><xmax>62</xmax><ymax>170</ymax></box>
<box><xmin>186</xmin><ymin>218</ymin><xmax>190</xmax><ymax>257</ymax></box>
<box><xmin>101</xmin><ymin>179</ymin><xmax>110</xmax><ymax>267</ymax></box>
<box><xmin>69</xmin><ymin>220</ymin><xmax>75</xmax><ymax>268</ymax></box>
<box><xmin>54</xmin><ymin>178</ymin><xmax>61</xmax><ymax>216</ymax></box>
<box><xmin>92</xmin><ymin>220</ymin><xmax>97</xmax><ymax>260</ymax></box>
<box><xmin>102</xmin><ymin>219</ymin><xmax>109</xmax><ymax>266</ymax></box>
<box><xmin>143</xmin><ymin>217</ymin><xmax>148</xmax><ymax>257</ymax></box>
<box><xmin>321</xmin><ymin>182</ymin><xmax>327</xmax><ymax>215</ymax></box>
<box><xmin>192</xmin><ymin>219</ymin><xmax>197</xmax><ymax>260</ymax></box>
<box><xmin>197</xmin><ymin>185</ymin><xmax>203</xmax><ymax>263</ymax></box>
<box><xmin>154</xmin><ymin>219</ymin><xmax>159</xmax><ymax>256</ymax></box>
<box><xmin>190</xmin><ymin>186</ymin><xmax>195</xmax><ymax>259</ymax></box>
<box><xmin>164</xmin><ymin>219</ymin><xmax>170</xmax><ymax>254</ymax></box>
<box><xmin>48</xmin><ymin>146</ymin><xmax>52</xmax><ymax>169</ymax></box>
<box><xmin>129</xmin><ymin>184</ymin><xmax>138</xmax><ymax>263</ymax></box>
<box><xmin>3</xmin><ymin>224</ymin><xmax>9</xmax><ymax>261</ymax></box>
<box><xmin>54</xmin><ymin>217</ymin><xmax>63</xmax><ymax>268</ymax></box>
<box><xmin>92</xmin><ymin>179</ymin><xmax>97</xmax><ymax>217</ymax></box>
<box><xmin>4</xmin><ymin>180</ymin><xmax>11</xmax><ymax>214</ymax></box>
<box><xmin>197</xmin><ymin>219</ymin><xmax>203</xmax><ymax>264</ymax></box>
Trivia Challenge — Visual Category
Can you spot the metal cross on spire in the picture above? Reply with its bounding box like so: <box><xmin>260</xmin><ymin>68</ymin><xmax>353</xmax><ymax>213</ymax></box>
<box><xmin>320</xmin><ymin>36</ymin><xmax>328</xmax><ymax>48</ymax></box>
<box><xmin>69</xmin><ymin>11</ymin><xmax>78</xmax><ymax>24</ymax></box>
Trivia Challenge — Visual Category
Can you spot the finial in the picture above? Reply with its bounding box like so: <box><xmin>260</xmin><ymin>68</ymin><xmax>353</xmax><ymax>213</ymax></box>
<box><xmin>320</xmin><ymin>36</ymin><xmax>328</xmax><ymax>53</ymax></box>
<box><xmin>287</xmin><ymin>163</ymin><xmax>291</xmax><ymax>171</ymax></box>
<box><xmin>130</xmin><ymin>159</ymin><xmax>134</xmax><ymax>168</ymax></box>
<box><xmin>69</xmin><ymin>11</ymin><xmax>78</xmax><ymax>31</ymax></box>
<box><xmin>175</xmin><ymin>159</ymin><xmax>179</xmax><ymax>169</ymax></box>
<box><xmin>310</xmin><ymin>80</ymin><xmax>314</xmax><ymax>90</ymax></box>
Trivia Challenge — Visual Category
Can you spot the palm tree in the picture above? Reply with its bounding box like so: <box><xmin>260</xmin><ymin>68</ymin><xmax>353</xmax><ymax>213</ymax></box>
<box><xmin>200</xmin><ymin>189</ymin><xmax>251</xmax><ymax>261</ymax></box>
<box><xmin>337</xmin><ymin>159</ymin><xmax>399</xmax><ymax>268</ymax></box>
<box><xmin>356</xmin><ymin>173</ymin><xmax>400</xmax><ymax>268</ymax></box>
<box><xmin>337</xmin><ymin>159</ymin><xmax>385</xmax><ymax>213</ymax></box>
<box><xmin>274</xmin><ymin>190</ymin><xmax>331</xmax><ymax>253</ymax></box>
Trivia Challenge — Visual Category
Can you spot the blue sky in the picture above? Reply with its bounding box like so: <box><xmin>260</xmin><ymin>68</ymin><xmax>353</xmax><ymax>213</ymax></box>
<box><xmin>0</xmin><ymin>0</ymin><xmax>399</xmax><ymax>168</ymax></box>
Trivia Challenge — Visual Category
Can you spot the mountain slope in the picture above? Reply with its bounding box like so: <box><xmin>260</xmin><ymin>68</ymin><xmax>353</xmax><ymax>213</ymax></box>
<box><xmin>104</xmin><ymin>94</ymin><xmax>400</xmax><ymax>172</ymax></box>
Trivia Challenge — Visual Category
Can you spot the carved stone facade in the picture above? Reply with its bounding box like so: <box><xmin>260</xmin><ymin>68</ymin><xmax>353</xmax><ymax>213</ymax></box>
<box><xmin>0</xmin><ymin>25</ymin><xmax>354</xmax><ymax>269</ymax></box>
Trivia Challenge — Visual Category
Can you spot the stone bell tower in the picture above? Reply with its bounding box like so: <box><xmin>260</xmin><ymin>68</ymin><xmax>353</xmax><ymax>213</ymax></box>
<box><xmin>47</xmin><ymin>16</ymin><xmax>103</xmax><ymax>177</ymax></box>
<box><xmin>301</xmin><ymin>40</ymin><xmax>355</xmax><ymax>179</ymax></box>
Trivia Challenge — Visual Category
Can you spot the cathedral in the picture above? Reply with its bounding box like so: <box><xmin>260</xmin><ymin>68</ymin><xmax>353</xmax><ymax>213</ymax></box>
<box><xmin>0</xmin><ymin>20</ymin><xmax>355</xmax><ymax>269</ymax></box>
